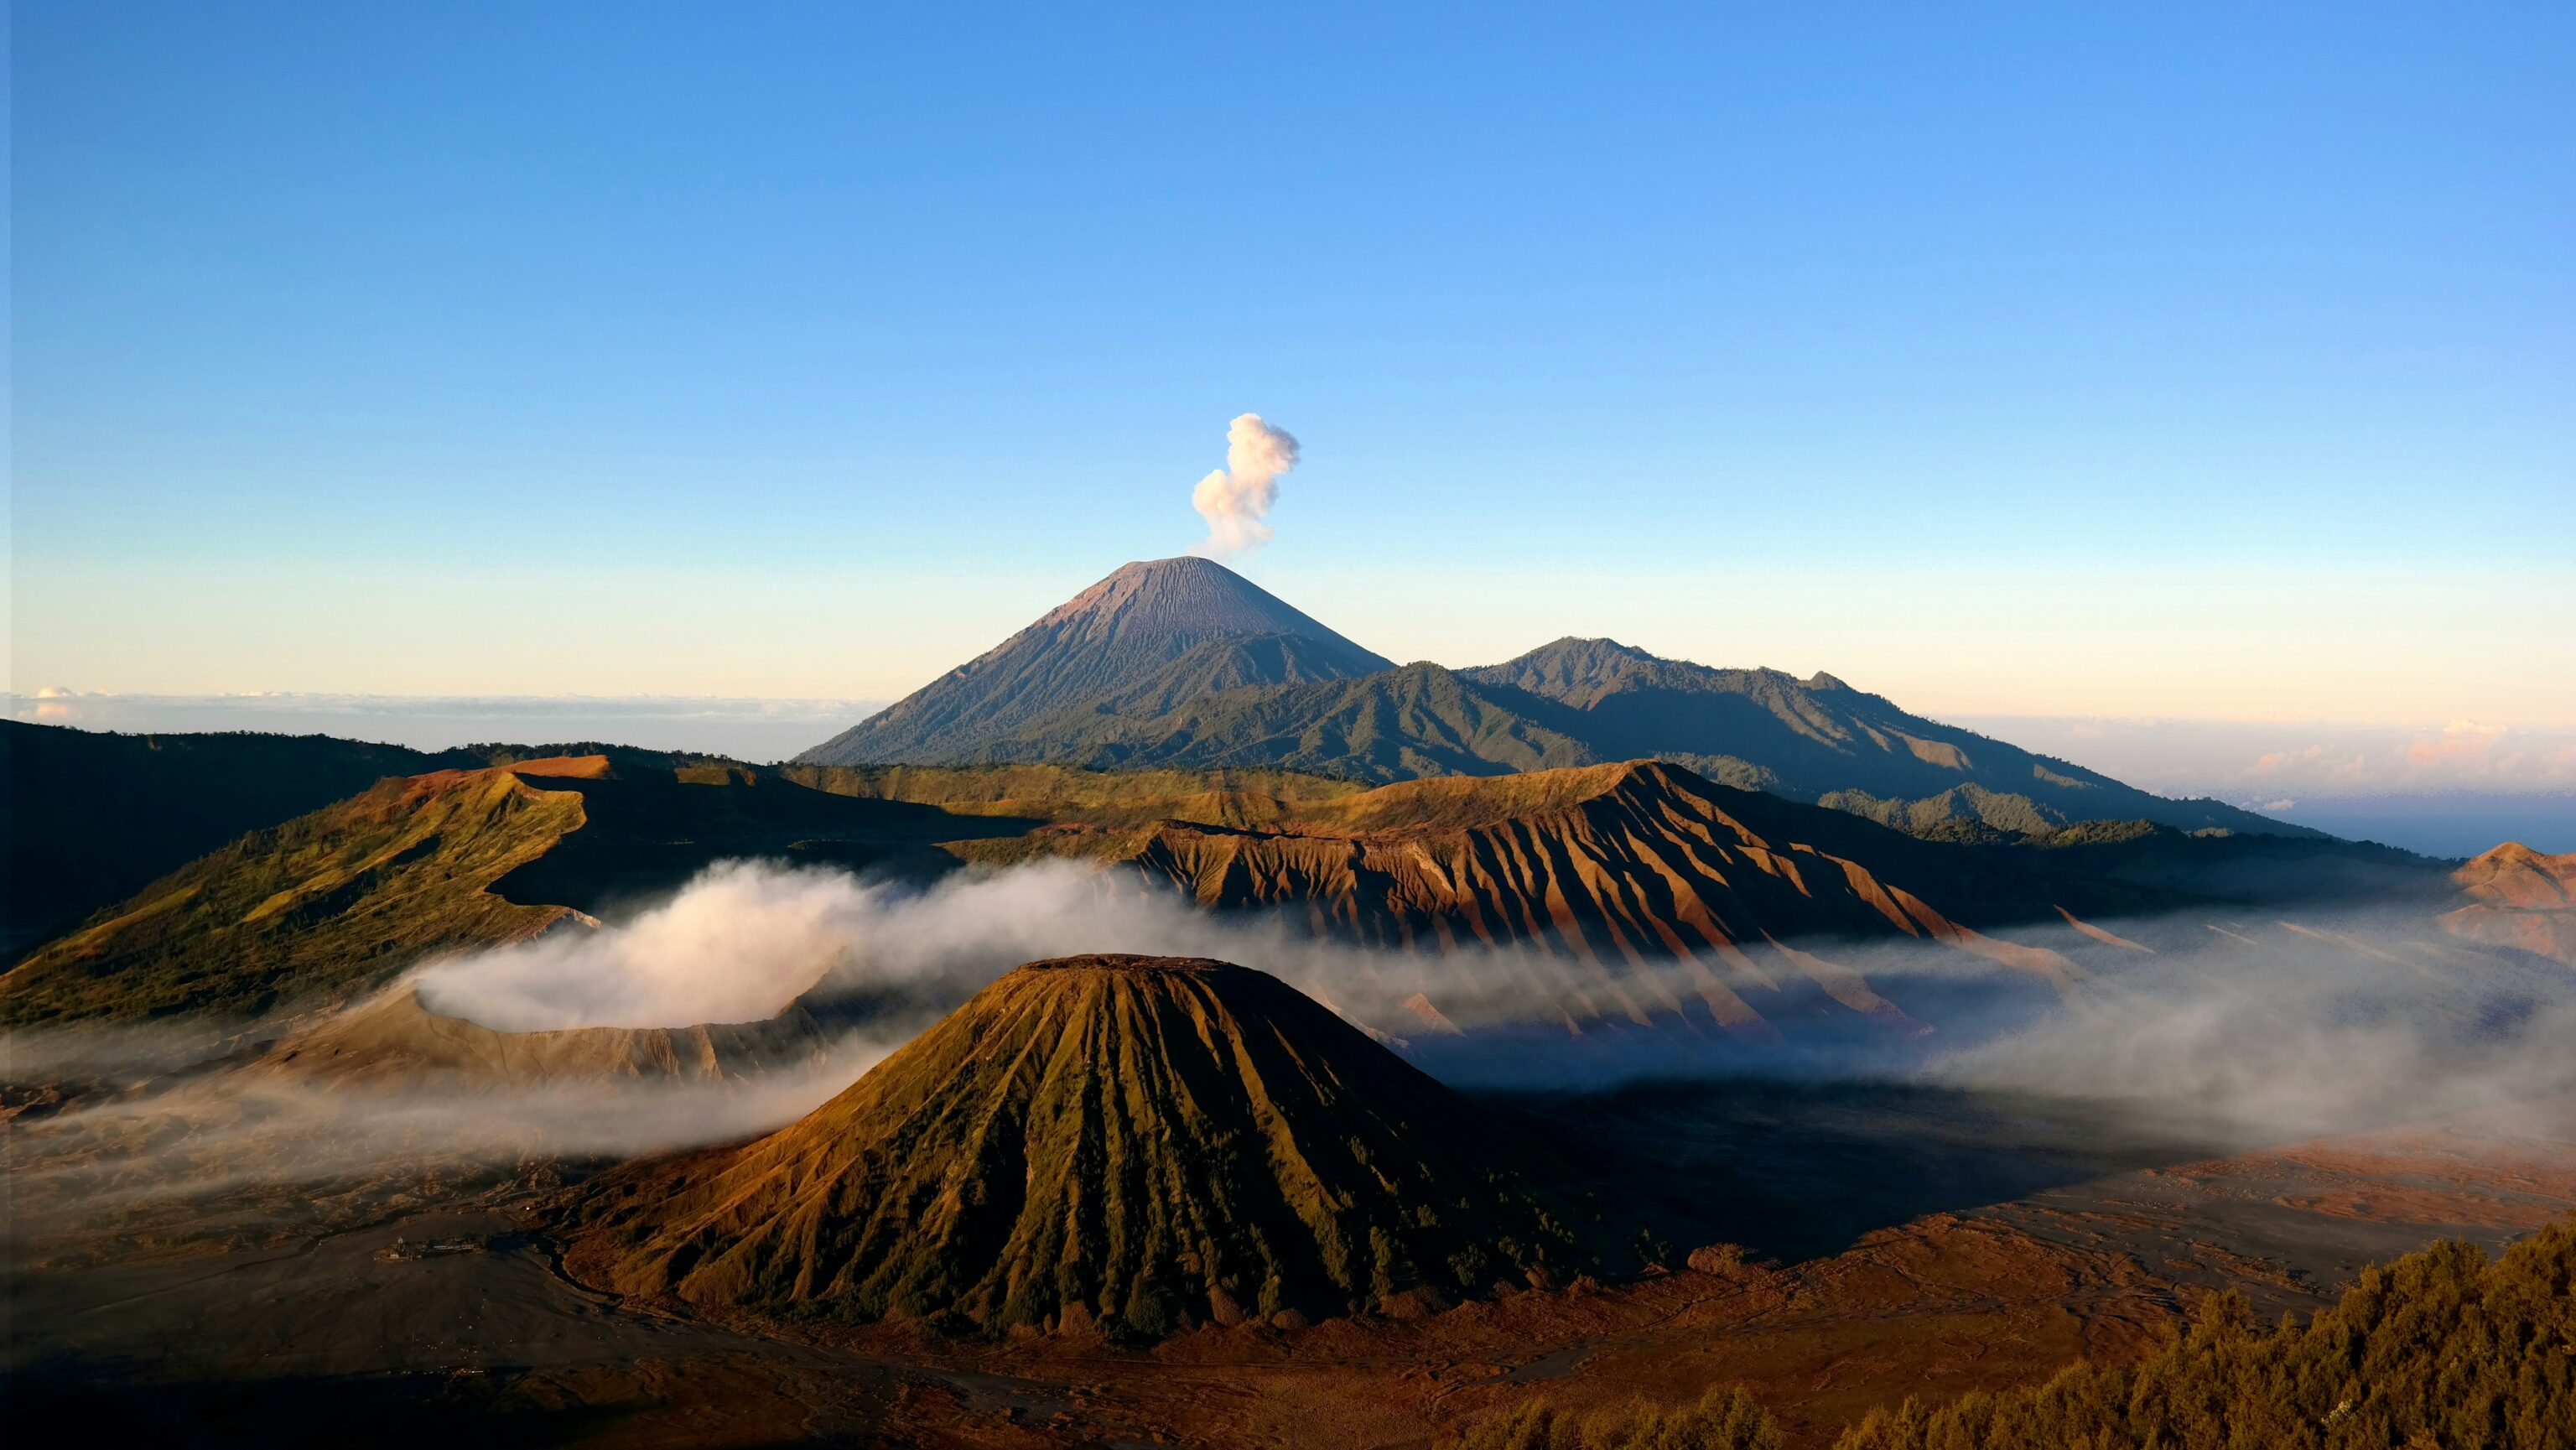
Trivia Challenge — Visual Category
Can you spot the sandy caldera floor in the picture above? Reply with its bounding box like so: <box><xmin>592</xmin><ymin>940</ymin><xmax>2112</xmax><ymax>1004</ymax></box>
<box><xmin>6</xmin><ymin>1084</ymin><xmax>2572</xmax><ymax>1449</ymax></box>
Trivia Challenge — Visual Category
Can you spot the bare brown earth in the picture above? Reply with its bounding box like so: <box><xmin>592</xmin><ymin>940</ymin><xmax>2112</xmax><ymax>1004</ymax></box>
<box><xmin>2443</xmin><ymin>841</ymin><xmax>2576</xmax><ymax>966</ymax></box>
<box><xmin>563</xmin><ymin>957</ymin><xmax>1604</xmax><ymax>1333</ymax></box>
<box><xmin>3</xmin><ymin>756</ymin><xmax>2554</xmax><ymax>1446</ymax></box>
<box><xmin>953</xmin><ymin>761</ymin><xmax>2163</xmax><ymax>1041</ymax></box>
<box><xmin>11</xmin><ymin>1078</ymin><xmax>2570</xmax><ymax>1449</ymax></box>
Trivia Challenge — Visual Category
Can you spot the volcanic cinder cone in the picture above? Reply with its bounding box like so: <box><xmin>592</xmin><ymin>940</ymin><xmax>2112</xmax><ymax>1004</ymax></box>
<box><xmin>794</xmin><ymin>557</ymin><xmax>1393</xmax><ymax>766</ymax></box>
<box><xmin>564</xmin><ymin>954</ymin><xmax>1598</xmax><ymax>1338</ymax></box>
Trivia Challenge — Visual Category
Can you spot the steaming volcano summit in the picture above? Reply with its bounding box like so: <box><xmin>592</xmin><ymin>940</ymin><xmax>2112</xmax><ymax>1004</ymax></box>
<box><xmin>792</xmin><ymin>559</ymin><xmax>2314</xmax><ymax>840</ymax></box>
<box><xmin>561</xmin><ymin>953</ymin><xmax>1600</xmax><ymax>1338</ymax></box>
<box><xmin>797</xmin><ymin>558</ymin><xmax>1392</xmax><ymax>767</ymax></box>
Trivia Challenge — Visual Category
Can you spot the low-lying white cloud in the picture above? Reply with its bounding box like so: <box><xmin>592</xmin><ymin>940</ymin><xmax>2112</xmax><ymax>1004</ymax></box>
<box><xmin>414</xmin><ymin>857</ymin><xmax>1409</xmax><ymax>1033</ymax></box>
<box><xmin>413</xmin><ymin>855</ymin><xmax>1786</xmax><ymax>1042</ymax></box>
<box><xmin>1</xmin><ymin>1044</ymin><xmax>886</xmax><ymax>1260</ymax></box>
<box><xmin>414</xmin><ymin>860</ymin><xmax>875</xmax><ymax>1031</ymax></box>
<box><xmin>402</xmin><ymin>858</ymin><xmax>2576</xmax><ymax>1148</ymax></box>
<box><xmin>1912</xmin><ymin>912</ymin><xmax>2576</xmax><ymax>1138</ymax></box>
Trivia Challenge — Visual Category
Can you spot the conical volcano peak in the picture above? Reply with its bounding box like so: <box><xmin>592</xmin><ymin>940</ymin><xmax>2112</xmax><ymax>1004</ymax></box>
<box><xmin>1031</xmin><ymin>556</ymin><xmax>1354</xmax><ymax>648</ymax></box>
<box><xmin>796</xmin><ymin>557</ymin><xmax>1392</xmax><ymax>766</ymax></box>
<box><xmin>564</xmin><ymin>951</ymin><xmax>1601</xmax><ymax>1338</ymax></box>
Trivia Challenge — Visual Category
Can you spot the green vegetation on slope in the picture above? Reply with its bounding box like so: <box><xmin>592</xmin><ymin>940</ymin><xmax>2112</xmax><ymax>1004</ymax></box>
<box><xmin>0</xmin><ymin>720</ymin><xmax>782</xmax><ymax>963</ymax></box>
<box><xmin>1817</xmin><ymin>784</ymin><xmax>2066</xmax><ymax>836</ymax></box>
<box><xmin>1835</xmin><ymin>1216</ymin><xmax>2576</xmax><ymax>1450</ymax></box>
<box><xmin>1441</xmin><ymin>1217</ymin><xmax>2574</xmax><ymax>1450</ymax></box>
<box><xmin>0</xmin><ymin>754</ymin><xmax>1048</xmax><ymax>1026</ymax></box>
<box><xmin>0</xmin><ymin>720</ymin><xmax>476</xmax><ymax>959</ymax></box>
<box><xmin>1443</xmin><ymin>1387</ymin><xmax>1781</xmax><ymax>1450</ymax></box>
<box><xmin>1464</xmin><ymin>638</ymin><xmax>2120</xmax><ymax>805</ymax></box>
<box><xmin>566</xmin><ymin>955</ymin><xmax>1604</xmax><ymax>1338</ymax></box>
<box><xmin>951</xmin><ymin>659</ymin><xmax>1598</xmax><ymax>780</ymax></box>
<box><xmin>782</xmin><ymin>758</ymin><xmax>1368</xmax><ymax>828</ymax></box>
<box><xmin>1462</xmin><ymin>637</ymin><xmax>2316</xmax><ymax>839</ymax></box>
<box><xmin>0</xmin><ymin>765</ymin><xmax>584</xmax><ymax>1026</ymax></box>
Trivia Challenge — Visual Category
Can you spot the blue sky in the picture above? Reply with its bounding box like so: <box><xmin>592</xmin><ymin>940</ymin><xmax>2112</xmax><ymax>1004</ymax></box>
<box><xmin>12</xmin><ymin>3</ymin><xmax>2572</xmax><ymax>726</ymax></box>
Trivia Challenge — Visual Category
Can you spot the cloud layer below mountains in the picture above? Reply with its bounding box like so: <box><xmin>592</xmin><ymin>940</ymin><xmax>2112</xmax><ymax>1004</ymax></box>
<box><xmin>409</xmin><ymin>858</ymin><xmax>2576</xmax><ymax>1141</ymax></box>
<box><xmin>1955</xmin><ymin>714</ymin><xmax>2576</xmax><ymax>854</ymax></box>
<box><xmin>13</xmin><ymin>855</ymin><xmax>2573</xmax><ymax>1252</ymax></box>
<box><xmin>5</xmin><ymin>690</ymin><xmax>884</xmax><ymax>761</ymax></box>
<box><xmin>1959</xmin><ymin>715</ymin><xmax>2576</xmax><ymax>797</ymax></box>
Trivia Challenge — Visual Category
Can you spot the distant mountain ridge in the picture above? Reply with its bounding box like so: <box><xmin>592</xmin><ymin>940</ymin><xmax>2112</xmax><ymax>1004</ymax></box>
<box><xmin>1462</xmin><ymin>637</ymin><xmax>2292</xmax><ymax>836</ymax></box>
<box><xmin>797</xmin><ymin>565</ymin><xmax>2309</xmax><ymax>839</ymax></box>
<box><xmin>798</xmin><ymin>557</ymin><xmax>1393</xmax><ymax>765</ymax></box>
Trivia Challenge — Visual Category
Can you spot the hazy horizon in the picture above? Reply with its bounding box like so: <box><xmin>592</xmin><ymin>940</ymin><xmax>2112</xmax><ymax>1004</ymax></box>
<box><xmin>17</xmin><ymin>686</ymin><xmax>2572</xmax><ymax>855</ymax></box>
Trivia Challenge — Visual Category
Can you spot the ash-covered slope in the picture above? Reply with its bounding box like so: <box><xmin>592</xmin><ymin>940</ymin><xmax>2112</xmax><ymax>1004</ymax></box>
<box><xmin>797</xmin><ymin>558</ymin><xmax>1393</xmax><ymax>766</ymax></box>
<box><xmin>564</xmin><ymin>954</ymin><xmax>1597</xmax><ymax>1337</ymax></box>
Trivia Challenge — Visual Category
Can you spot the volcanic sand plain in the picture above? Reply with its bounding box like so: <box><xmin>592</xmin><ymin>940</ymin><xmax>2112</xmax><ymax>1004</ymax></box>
<box><xmin>9</xmin><ymin>1069</ymin><xmax>2569</xmax><ymax>1450</ymax></box>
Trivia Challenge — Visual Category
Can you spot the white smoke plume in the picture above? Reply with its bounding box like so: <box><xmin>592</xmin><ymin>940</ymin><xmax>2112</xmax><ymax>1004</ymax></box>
<box><xmin>1189</xmin><ymin>413</ymin><xmax>1299</xmax><ymax>559</ymax></box>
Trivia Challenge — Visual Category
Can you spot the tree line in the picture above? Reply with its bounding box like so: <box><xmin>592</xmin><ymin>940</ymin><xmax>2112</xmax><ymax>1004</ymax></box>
<box><xmin>1441</xmin><ymin>1214</ymin><xmax>2575</xmax><ymax>1450</ymax></box>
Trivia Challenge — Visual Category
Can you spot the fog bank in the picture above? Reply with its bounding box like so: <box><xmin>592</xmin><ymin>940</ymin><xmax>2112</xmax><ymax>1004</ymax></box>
<box><xmin>405</xmin><ymin>857</ymin><xmax>2576</xmax><ymax>1142</ymax></box>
